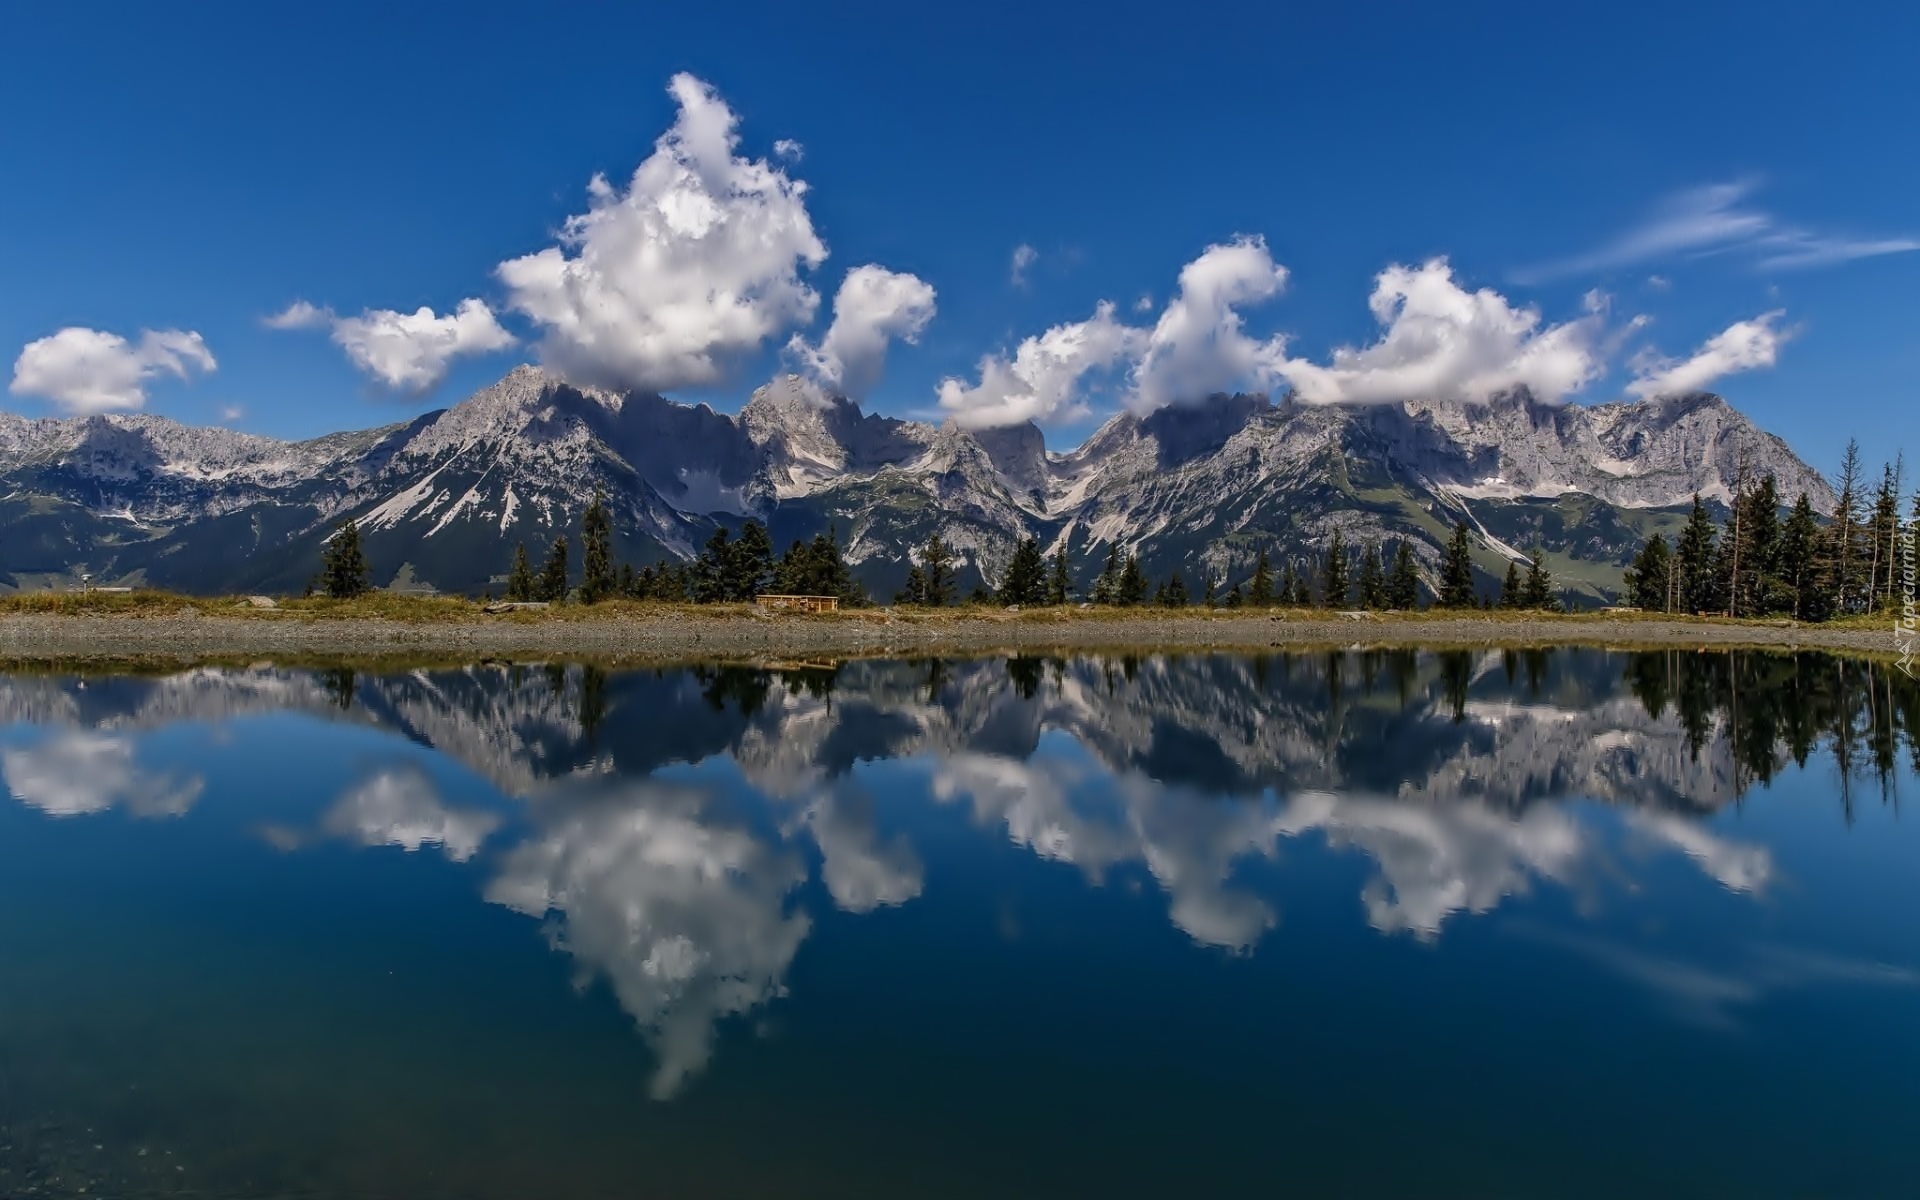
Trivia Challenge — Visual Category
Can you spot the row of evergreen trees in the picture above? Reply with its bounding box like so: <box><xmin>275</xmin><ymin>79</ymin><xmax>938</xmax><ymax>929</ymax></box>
<box><xmin>888</xmin><ymin>519</ymin><xmax>1557</xmax><ymax>611</ymax></box>
<box><xmin>502</xmin><ymin>494</ymin><xmax>866</xmax><ymax>606</ymax></box>
<box><xmin>313</xmin><ymin>500</ymin><xmax>1566</xmax><ymax>611</ymax></box>
<box><xmin>1621</xmin><ymin>442</ymin><xmax>1913</xmax><ymax>621</ymax></box>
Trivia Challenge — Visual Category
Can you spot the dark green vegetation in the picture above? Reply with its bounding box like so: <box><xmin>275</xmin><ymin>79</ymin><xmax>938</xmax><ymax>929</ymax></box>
<box><xmin>1622</xmin><ymin>441</ymin><xmax>1911</xmax><ymax>624</ymax></box>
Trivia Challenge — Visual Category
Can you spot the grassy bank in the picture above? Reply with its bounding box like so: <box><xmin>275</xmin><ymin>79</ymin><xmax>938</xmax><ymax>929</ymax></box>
<box><xmin>0</xmin><ymin>588</ymin><xmax>1895</xmax><ymax>632</ymax></box>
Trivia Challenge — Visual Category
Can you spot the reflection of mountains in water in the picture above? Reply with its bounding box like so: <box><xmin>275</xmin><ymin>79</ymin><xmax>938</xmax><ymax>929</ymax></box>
<box><xmin>6</xmin><ymin>650</ymin><xmax>1913</xmax><ymax>811</ymax></box>
<box><xmin>5</xmin><ymin>650</ymin><xmax>1913</xmax><ymax>1099</ymax></box>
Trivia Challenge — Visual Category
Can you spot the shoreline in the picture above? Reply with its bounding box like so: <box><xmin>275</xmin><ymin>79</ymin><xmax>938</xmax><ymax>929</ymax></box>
<box><xmin>0</xmin><ymin>610</ymin><xmax>1902</xmax><ymax>665</ymax></box>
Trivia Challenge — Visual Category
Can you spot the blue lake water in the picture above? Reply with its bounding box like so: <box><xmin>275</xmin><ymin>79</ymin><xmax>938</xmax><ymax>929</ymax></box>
<box><xmin>0</xmin><ymin>649</ymin><xmax>1916</xmax><ymax>1198</ymax></box>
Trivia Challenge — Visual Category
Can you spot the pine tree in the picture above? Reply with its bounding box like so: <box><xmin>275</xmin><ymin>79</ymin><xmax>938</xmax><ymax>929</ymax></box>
<box><xmin>1163</xmin><ymin>571</ymin><xmax>1189</xmax><ymax>606</ymax></box>
<box><xmin>1622</xmin><ymin>533</ymin><xmax>1672</xmax><ymax>612</ymax></box>
<box><xmin>1278</xmin><ymin>561</ymin><xmax>1299</xmax><ymax>608</ymax></box>
<box><xmin>505</xmin><ymin>541</ymin><xmax>534</xmax><ymax>602</ymax></box>
<box><xmin>896</xmin><ymin>564</ymin><xmax>928</xmax><ymax>605</ymax></box>
<box><xmin>1867</xmin><ymin>456</ymin><xmax>1904</xmax><ymax>612</ymax></box>
<box><xmin>1322</xmin><ymin>529</ymin><xmax>1349</xmax><ymax>608</ymax></box>
<box><xmin>1387</xmin><ymin>540</ymin><xmax>1421</xmax><ymax>610</ymax></box>
<box><xmin>1522</xmin><ymin>547</ymin><xmax>1558</xmax><ymax>610</ymax></box>
<box><xmin>1092</xmin><ymin>544</ymin><xmax>1123</xmax><ymax>604</ymax></box>
<box><xmin>1438</xmin><ymin>522</ymin><xmax>1476</xmax><ymax>608</ymax></box>
<box><xmin>1224</xmin><ymin>582</ymin><xmax>1243</xmax><ymax>608</ymax></box>
<box><xmin>1826</xmin><ymin>439</ymin><xmax>1866</xmax><ymax>616</ymax></box>
<box><xmin>1779</xmin><ymin>493</ymin><xmax>1825</xmax><ymax>621</ymax></box>
<box><xmin>1000</xmin><ymin>536</ymin><xmax>1048</xmax><ymax>607</ymax></box>
<box><xmin>579</xmin><ymin>490</ymin><xmax>615</xmax><ymax>604</ymax></box>
<box><xmin>1048</xmin><ymin>546</ymin><xmax>1071</xmax><ymax>606</ymax></box>
<box><xmin>731</xmin><ymin>519</ymin><xmax>774</xmax><ymax>601</ymax></box>
<box><xmin>693</xmin><ymin>527</ymin><xmax>732</xmax><ymax>603</ymax></box>
<box><xmin>1738</xmin><ymin>474</ymin><xmax>1783</xmax><ymax>615</ymax></box>
<box><xmin>1357</xmin><ymin>542</ymin><xmax>1386</xmax><ymax>609</ymax></box>
<box><xmin>1203</xmin><ymin>574</ymin><xmax>1218</xmax><ymax>607</ymax></box>
<box><xmin>1499</xmin><ymin>561</ymin><xmax>1523</xmax><ymax>608</ymax></box>
<box><xmin>920</xmin><ymin>533</ymin><xmax>956</xmax><ymax>607</ymax></box>
<box><xmin>319</xmin><ymin>519</ymin><xmax>372</xmax><ymax>599</ymax></box>
<box><xmin>1249</xmin><ymin>550</ymin><xmax>1275</xmax><ymax>607</ymax></box>
<box><xmin>1118</xmin><ymin>552</ymin><xmax>1149</xmax><ymax>606</ymax></box>
<box><xmin>1675</xmin><ymin>494</ymin><xmax>1718</xmax><ymax>615</ymax></box>
<box><xmin>537</xmin><ymin>535</ymin><xmax>570</xmax><ymax>602</ymax></box>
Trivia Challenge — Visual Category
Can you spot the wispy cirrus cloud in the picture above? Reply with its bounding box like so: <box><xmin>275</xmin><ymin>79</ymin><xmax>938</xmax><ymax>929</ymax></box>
<box><xmin>1514</xmin><ymin>180</ymin><xmax>1918</xmax><ymax>283</ymax></box>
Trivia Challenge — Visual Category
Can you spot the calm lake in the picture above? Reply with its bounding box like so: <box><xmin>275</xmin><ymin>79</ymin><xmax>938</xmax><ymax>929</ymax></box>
<box><xmin>1</xmin><ymin>649</ymin><xmax>1916</xmax><ymax>1198</ymax></box>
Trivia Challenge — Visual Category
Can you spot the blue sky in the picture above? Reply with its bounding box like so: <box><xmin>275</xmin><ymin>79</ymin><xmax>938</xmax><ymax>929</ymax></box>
<box><xmin>2</xmin><ymin>0</ymin><xmax>1915</xmax><ymax>472</ymax></box>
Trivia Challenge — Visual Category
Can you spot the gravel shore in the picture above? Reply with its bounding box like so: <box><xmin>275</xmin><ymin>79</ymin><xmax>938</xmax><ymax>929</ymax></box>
<box><xmin>0</xmin><ymin>610</ymin><xmax>1902</xmax><ymax>664</ymax></box>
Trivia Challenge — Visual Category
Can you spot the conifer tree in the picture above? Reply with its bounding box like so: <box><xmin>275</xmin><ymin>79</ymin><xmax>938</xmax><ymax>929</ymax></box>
<box><xmin>1092</xmin><ymin>544</ymin><xmax>1123</xmax><ymax>604</ymax></box>
<box><xmin>1623</xmin><ymin>533</ymin><xmax>1672</xmax><ymax>612</ymax></box>
<box><xmin>1779</xmin><ymin>493</ymin><xmax>1825</xmax><ymax>621</ymax></box>
<box><xmin>1278</xmin><ymin>561</ymin><xmax>1299</xmax><ymax>607</ymax></box>
<box><xmin>1203</xmin><ymin>574</ymin><xmax>1218</xmax><ymax>607</ymax></box>
<box><xmin>537</xmin><ymin>535</ymin><xmax>570</xmax><ymax>602</ymax></box>
<box><xmin>1322</xmin><ymin>529</ymin><xmax>1349</xmax><ymax>607</ymax></box>
<box><xmin>1826</xmin><ymin>439</ymin><xmax>1866</xmax><ymax>615</ymax></box>
<box><xmin>1499</xmin><ymin>560</ymin><xmax>1523</xmax><ymax>609</ymax></box>
<box><xmin>1249</xmin><ymin>549</ymin><xmax>1275</xmax><ymax>607</ymax></box>
<box><xmin>731</xmin><ymin>519</ymin><xmax>774</xmax><ymax>601</ymax></box>
<box><xmin>919</xmin><ymin>533</ymin><xmax>956</xmax><ymax>607</ymax></box>
<box><xmin>1357</xmin><ymin>542</ymin><xmax>1386</xmax><ymax>609</ymax></box>
<box><xmin>1522</xmin><ymin>547</ymin><xmax>1558</xmax><ymax>611</ymax></box>
<box><xmin>1438</xmin><ymin>522</ymin><xmax>1476</xmax><ymax>608</ymax></box>
<box><xmin>896</xmin><ymin>564</ymin><xmax>928</xmax><ymax>605</ymax></box>
<box><xmin>1867</xmin><ymin>456</ymin><xmax>1904</xmax><ymax>611</ymax></box>
<box><xmin>1048</xmin><ymin>546</ymin><xmax>1071</xmax><ymax>605</ymax></box>
<box><xmin>1000</xmin><ymin>536</ymin><xmax>1048</xmax><ymax>607</ymax></box>
<box><xmin>1163</xmin><ymin>571</ymin><xmax>1189</xmax><ymax>606</ymax></box>
<box><xmin>1118</xmin><ymin>552</ymin><xmax>1149</xmax><ymax>606</ymax></box>
<box><xmin>319</xmin><ymin>519</ymin><xmax>372</xmax><ymax>599</ymax></box>
<box><xmin>1224</xmin><ymin>582</ymin><xmax>1243</xmax><ymax>608</ymax></box>
<box><xmin>1387</xmin><ymin>540</ymin><xmax>1421</xmax><ymax>610</ymax></box>
<box><xmin>693</xmin><ymin>527</ymin><xmax>732</xmax><ymax>603</ymax></box>
<box><xmin>579</xmin><ymin>490</ymin><xmax>616</xmax><ymax>604</ymax></box>
<box><xmin>1675</xmin><ymin>494</ymin><xmax>1718</xmax><ymax>614</ymax></box>
<box><xmin>505</xmin><ymin>542</ymin><xmax>534</xmax><ymax>602</ymax></box>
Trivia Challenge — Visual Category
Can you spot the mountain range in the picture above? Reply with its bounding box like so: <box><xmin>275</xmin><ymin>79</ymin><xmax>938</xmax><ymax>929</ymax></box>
<box><xmin>0</xmin><ymin>365</ymin><xmax>1835</xmax><ymax>603</ymax></box>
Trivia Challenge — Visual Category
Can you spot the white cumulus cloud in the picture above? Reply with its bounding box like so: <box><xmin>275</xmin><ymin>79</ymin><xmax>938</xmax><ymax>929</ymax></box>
<box><xmin>2</xmin><ymin>733</ymin><xmax>202</xmax><ymax>818</ymax></box>
<box><xmin>495</xmin><ymin>72</ymin><xmax>827</xmax><ymax>393</ymax></box>
<box><xmin>1627</xmin><ymin>310</ymin><xmax>1791</xmax><ymax>399</ymax></box>
<box><xmin>1129</xmin><ymin>236</ymin><xmax>1289</xmax><ymax>411</ymax></box>
<box><xmin>787</xmin><ymin>265</ymin><xmax>936</xmax><ymax>400</ymax></box>
<box><xmin>325</xmin><ymin>767</ymin><xmax>501</xmax><ymax>862</ymax></box>
<box><xmin>1277</xmin><ymin>259</ymin><xmax>1606</xmax><ymax>406</ymax></box>
<box><xmin>9</xmin><ymin>327</ymin><xmax>216</xmax><ymax>414</ymax></box>
<box><xmin>266</xmin><ymin>298</ymin><xmax>515</xmax><ymax>391</ymax></box>
<box><xmin>330</xmin><ymin>300</ymin><xmax>516</xmax><ymax>392</ymax></box>
<box><xmin>936</xmin><ymin>301</ymin><xmax>1144</xmax><ymax>428</ymax></box>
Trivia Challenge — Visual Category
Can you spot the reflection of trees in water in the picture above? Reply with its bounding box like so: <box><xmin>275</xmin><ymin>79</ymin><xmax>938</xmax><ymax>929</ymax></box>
<box><xmin>1623</xmin><ymin>650</ymin><xmax>1919</xmax><ymax>814</ymax></box>
<box><xmin>321</xmin><ymin>667</ymin><xmax>355</xmax><ymax>711</ymax></box>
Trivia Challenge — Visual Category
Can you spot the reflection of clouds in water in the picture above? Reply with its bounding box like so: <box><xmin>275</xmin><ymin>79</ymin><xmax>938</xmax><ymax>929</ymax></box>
<box><xmin>486</xmin><ymin>782</ymin><xmax>810</xmax><ymax>1098</ymax></box>
<box><xmin>324</xmin><ymin>768</ymin><xmax>501</xmax><ymax>862</ymax></box>
<box><xmin>1621</xmin><ymin>811</ymin><xmax>1772</xmax><ymax>894</ymax></box>
<box><xmin>935</xmin><ymin>754</ymin><xmax>1286</xmax><ymax>951</ymax></box>
<box><xmin>1524</xmin><ymin>928</ymin><xmax>1920</xmax><ymax>1030</ymax></box>
<box><xmin>798</xmin><ymin>785</ymin><xmax>924</xmax><ymax>913</ymax></box>
<box><xmin>1275</xmin><ymin>791</ymin><xmax>1585</xmax><ymax>938</ymax></box>
<box><xmin>2</xmin><ymin>732</ymin><xmax>202</xmax><ymax>818</ymax></box>
<box><xmin>935</xmin><ymin>755</ymin><xmax>1774</xmax><ymax>946</ymax></box>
